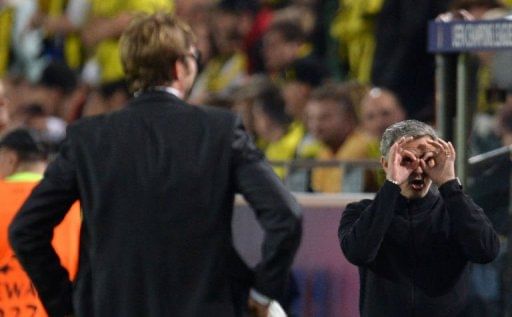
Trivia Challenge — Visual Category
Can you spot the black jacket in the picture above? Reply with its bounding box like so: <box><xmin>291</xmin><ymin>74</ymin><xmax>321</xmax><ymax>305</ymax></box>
<box><xmin>9</xmin><ymin>91</ymin><xmax>302</xmax><ymax>317</ymax></box>
<box><xmin>338</xmin><ymin>179</ymin><xmax>499</xmax><ymax>317</ymax></box>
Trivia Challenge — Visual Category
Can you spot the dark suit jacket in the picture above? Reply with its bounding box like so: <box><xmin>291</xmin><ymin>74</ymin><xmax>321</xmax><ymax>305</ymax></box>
<box><xmin>9</xmin><ymin>91</ymin><xmax>302</xmax><ymax>317</ymax></box>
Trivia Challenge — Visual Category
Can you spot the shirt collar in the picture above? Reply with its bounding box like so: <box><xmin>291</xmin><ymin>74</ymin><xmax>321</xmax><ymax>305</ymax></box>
<box><xmin>135</xmin><ymin>86</ymin><xmax>183</xmax><ymax>99</ymax></box>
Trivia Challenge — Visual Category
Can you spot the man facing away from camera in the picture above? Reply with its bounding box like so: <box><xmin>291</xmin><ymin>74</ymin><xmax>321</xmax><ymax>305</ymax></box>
<box><xmin>338</xmin><ymin>119</ymin><xmax>499</xmax><ymax>317</ymax></box>
<box><xmin>9</xmin><ymin>13</ymin><xmax>302</xmax><ymax>317</ymax></box>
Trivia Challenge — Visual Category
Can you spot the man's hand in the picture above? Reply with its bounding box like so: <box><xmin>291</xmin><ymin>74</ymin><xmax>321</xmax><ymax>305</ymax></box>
<box><xmin>386</xmin><ymin>136</ymin><xmax>418</xmax><ymax>185</ymax></box>
<box><xmin>421</xmin><ymin>138</ymin><xmax>456</xmax><ymax>186</ymax></box>
<box><xmin>248</xmin><ymin>297</ymin><xmax>269</xmax><ymax>317</ymax></box>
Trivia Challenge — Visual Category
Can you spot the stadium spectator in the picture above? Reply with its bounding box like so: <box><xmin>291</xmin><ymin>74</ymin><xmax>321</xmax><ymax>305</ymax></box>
<box><xmin>0</xmin><ymin>79</ymin><xmax>10</xmax><ymax>134</ymax></box>
<box><xmin>305</xmin><ymin>82</ymin><xmax>376</xmax><ymax>192</ymax></box>
<box><xmin>189</xmin><ymin>3</ymin><xmax>248</xmax><ymax>104</ymax></box>
<box><xmin>330</xmin><ymin>0</ymin><xmax>383</xmax><ymax>82</ymax></box>
<box><xmin>371</xmin><ymin>0</ymin><xmax>450</xmax><ymax>121</ymax></box>
<box><xmin>81</xmin><ymin>0</ymin><xmax>172</xmax><ymax>85</ymax></box>
<box><xmin>280</xmin><ymin>58</ymin><xmax>330</xmax><ymax>190</ymax></box>
<box><xmin>261</xmin><ymin>20</ymin><xmax>307</xmax><ymax>77</ymax></box>
<box><xmin>250</xmin><ymin>80</ymin><xmax>294</xmax><ymax>179</ymax></box>
<box><xmin>359</xmin><ymin>87</ymin><xmax>406</xmax><ymax>141</ymax></box>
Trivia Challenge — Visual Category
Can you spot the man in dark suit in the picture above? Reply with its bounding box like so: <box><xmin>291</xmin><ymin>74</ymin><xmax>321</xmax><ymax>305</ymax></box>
<box><xmin>9</xmin><ymin>13</ymin><xmax>302</xmax><ymax>317</ymax></box>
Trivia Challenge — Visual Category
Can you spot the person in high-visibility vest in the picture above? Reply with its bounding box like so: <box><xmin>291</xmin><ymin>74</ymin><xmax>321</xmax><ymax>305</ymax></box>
<box><xmin>0</xmin><ymin>128</ymin><xmax>81</xmax><ymax>317</ymax></box>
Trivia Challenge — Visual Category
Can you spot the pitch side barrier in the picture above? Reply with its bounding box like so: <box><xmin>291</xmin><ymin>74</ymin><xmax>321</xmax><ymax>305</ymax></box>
<box><xmin>429</xmin><ymin>18</ymin><xmax>512</xmax><ymax>187</ymax></box>
<box><xmin>233</xmin><ymin>191</ymin><xmax>373</xmax><ymax>317</ymax></box>
<box><xmin>269</xmin><ymin>158</ymin><xmax>381</xmax><ymax>193</ymax></box>
<box><xmin>231</xmin><ymin>148</ymin><xmax>511</xmax><ymax>316</ymax></box>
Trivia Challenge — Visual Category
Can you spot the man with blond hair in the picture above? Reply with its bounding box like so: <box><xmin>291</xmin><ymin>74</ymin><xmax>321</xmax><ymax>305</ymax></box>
<box><xmin>10</xmin><ymin>13</ymin><xmax>301</xmax><ymax>317</ymax></box>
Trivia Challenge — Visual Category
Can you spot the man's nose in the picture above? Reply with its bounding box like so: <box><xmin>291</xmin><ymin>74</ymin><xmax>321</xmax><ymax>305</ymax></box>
<box><xmin>414</xmin><ymin>161</ymin><xmax>424</xmax><ymax>174</ymax></box>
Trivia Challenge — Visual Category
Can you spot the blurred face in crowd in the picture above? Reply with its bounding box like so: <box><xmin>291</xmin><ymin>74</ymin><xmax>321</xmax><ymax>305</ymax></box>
<box><xmin>211</xmin><ymin>9</ymin><xmax>241</xmax><ymax>55</ymax></box>
<box><xmin>0</xmin><ymin>81</ymin><xmax>9</xmax><ymax>130</ymax></box>
<box><xmin>382</xmin><ymin>136</ymin><xmax>435</xmax><ymax>199</ymax></box>
<box><xmin>252</xmin><ymin>103</ymin><xmax>275</xmax><ymax>142</ymax></box>
<box><xmin>0</xmin><ymin>147</ymin><xmax>17</xmax><ymax>179</ymax></box>
<box><xmin>361</xmin><ymin>88</ymin><xmax>405</xmax><ymax>138</ymax></box>
<box><xmin>233</xmin><ymin>99</ymin><xmax>255</xmax><ymax>136</ymax></box>
<box><xmin>305</xmin><ymin>99</ymin><xmax>354</xmax><ymax>152</ymax></box>
<box><xmin>262</xmin><ymin>31</ymin><xmax>300</xmax><ymax>73</ymax></box>
<box><xmin>282</xmin><ymin>81</ymin><xmax>311</xmax><ymax>121</ymax></box>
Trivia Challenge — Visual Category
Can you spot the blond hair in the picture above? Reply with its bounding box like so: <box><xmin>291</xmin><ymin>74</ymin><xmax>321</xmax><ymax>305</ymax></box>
<box><xmin>120</xmin><ymin>13</ymin><xmax>196</xmax><ymax>93</ymax></box>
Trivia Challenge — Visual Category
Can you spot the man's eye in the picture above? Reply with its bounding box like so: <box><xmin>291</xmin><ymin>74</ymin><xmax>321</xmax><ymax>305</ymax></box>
<box><xmin>402</xmin><ymin>157</ymin><xmax>413</xmax><ymax>164</ymax></box>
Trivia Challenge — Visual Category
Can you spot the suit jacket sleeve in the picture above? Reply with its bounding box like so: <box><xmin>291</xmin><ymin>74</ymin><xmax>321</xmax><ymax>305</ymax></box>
<box><xmin>9</xmin><ymin>131</ymin><xmax>79</xmax><ymax>317</ymax></box>
<box><xmin>439</xmin><ymin>179</ymin><xmax>500</xmax><ymax>263</ymax></box>
<box><xmin>338</xmin><ymin>181</ymin><xmax>401</xmax><ymax>265</ymax></box>
<box><xmin>231</xmin><ymin>117</ymin><xmax>302</xmax><ymax>301</ymax></box>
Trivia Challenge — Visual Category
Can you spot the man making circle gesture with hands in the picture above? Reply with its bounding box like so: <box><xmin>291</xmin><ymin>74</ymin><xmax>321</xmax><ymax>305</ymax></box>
<box><xmin>338</xmin><ymin>119</ymin><xmax>499</xmax><ymax>317</ymax></box>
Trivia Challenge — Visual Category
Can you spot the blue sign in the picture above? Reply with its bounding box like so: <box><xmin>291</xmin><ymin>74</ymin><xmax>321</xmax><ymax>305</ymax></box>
<box><xmin>428</xmin><ymin>19</ymin><xmax>512</xmax><ymax>52</ymax></box>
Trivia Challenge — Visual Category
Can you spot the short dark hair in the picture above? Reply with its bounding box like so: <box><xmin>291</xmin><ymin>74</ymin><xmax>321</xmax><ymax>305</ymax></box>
<box><xmin>0</xmin><ymin>128</ymin><xmax>48</xmax><ymax>162</ymax></box>
<box><xmin>252</xmin><ymin>81</ymin><xmax>291</xmax><ymax>127</ymax></box>
<box><xmin>309</xmin><ymin>82</ymin><xmax>357</xmax><ymax>121</ymax></box>
<box><xmin>265</xmin><ymin>20</ymin><xmax>305</xmax><ymax>43</ymax></box>
<box><xmin>282</xmin><ymin>58</ymin><xmax>330</xmax><ymax>88</ymax></box>
<box><xmin>39</xmin><ymin>61</ymin><xmax>78</xmax><ymax>95</ymax></box>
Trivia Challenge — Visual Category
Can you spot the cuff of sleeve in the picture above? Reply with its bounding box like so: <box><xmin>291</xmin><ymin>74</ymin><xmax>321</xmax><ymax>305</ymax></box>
<box><xmin>438</xmin><ymin>178</ymin><xmax>463</xmax><ymax>196</ymax></box>
<box><xmin>386</xmin><ymin>178</ymin><xmax>401</xmax><ymax>186</ymax></box>
<box><xmin>250</xmin><ymin>288</ymin><xmax>272</xmax><ymax>306</ymax></box>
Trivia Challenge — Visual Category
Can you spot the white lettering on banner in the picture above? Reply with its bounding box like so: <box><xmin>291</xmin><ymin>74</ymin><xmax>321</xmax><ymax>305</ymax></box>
<box><xmin>452</xmin><ymin>22</ymin><xmax>512</xmax><ymax>48</ymax></box>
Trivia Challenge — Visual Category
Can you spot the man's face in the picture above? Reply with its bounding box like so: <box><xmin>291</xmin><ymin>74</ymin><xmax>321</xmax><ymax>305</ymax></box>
<box><xmin>0</xmin><ymin>81</ymin><xmax>9</xmax><ymax>129</ymax></box>
<box><xmin>305</xmin><ymin>99</ymin><xmax>351</xmax><ymax>147</ymax></box>
<box><xmin>0</xmin><ymin>148</ymin><xmax>17</xmax><ymax>179</ymax></box>
<box><xmin>282</xmin><ymin>81</ymin><xmax>310</xmax><ymax>120</ymax></box>
<box><xmin>383</xmin><ymin>136</ymin><xmax>436</xmax><ymax>199</ymax></box>
<box><xmin>361</xmin><ymin>92</ymin><xmax>405</xmax><ymax>138</ymax></box>
<box><xmin>262</xmin><ymin>31</ymin><xmax>299</xmax><ymax>72</ymax></box>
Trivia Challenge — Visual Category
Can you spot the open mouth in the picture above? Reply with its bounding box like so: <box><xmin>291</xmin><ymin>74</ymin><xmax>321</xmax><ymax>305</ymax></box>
<box><xmin>409</xmin><ymin>178</ymin><xmax>425</xmax><ymax>191</ymax></box>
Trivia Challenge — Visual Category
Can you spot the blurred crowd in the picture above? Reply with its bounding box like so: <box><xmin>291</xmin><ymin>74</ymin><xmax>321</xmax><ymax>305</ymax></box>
<box><xmin>2</xmin><ymin>0</ymin><xmax>512</xmax><ymax>316</ymax></box>
<box><xmin>1</xmin><ymin>0</ymin><xmax>512</xmax><ymax>195</ymax></box>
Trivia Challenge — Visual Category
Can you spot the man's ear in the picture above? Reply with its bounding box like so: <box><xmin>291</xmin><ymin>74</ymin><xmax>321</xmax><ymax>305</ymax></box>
<box><xmin>380</xmin><ymin>156</ymin><xmax>388</xmax><ymax>172</ymax></box>
<box><xmin>174</xmin><ymin>59</ymin><xmax>188</xmax><ymax>81</ymax></box>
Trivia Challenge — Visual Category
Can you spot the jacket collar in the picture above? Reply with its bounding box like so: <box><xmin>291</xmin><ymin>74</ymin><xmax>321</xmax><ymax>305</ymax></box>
<box><xmin>395</xmin><ymin>189</ymin><xmax>439</xmax><ymax>215</ymax></box>
<box><xmin>127</xmin><ymin>90</ymin><xmax>184</xmax><ymax>108</ymax></box>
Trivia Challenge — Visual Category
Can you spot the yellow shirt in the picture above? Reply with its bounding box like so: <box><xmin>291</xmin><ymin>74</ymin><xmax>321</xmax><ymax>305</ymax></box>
<box><xmin>264</xmin><ymin>121</ymin><xmax>325</xmax><ymax>179</ymax></box>
<box><xmin>265</xmin><ymin>123</ymin><xmax>303</xmax><ymax>179</ymax></box>
<box><xmin>311</xmin><ymin>130</ymin><xmax>376</xmax><ymax>192</ymax></box>
<box><xmin>290</xmin><ymin>121</ymin><xmax>324</xmax><ymax>159</ymax></box>
<box><xmin>0</xmin><ymin>7</ymin><xmax>13</xmax><ymax>76</ymax></box>
<box><xmin>91</xmin><ymin>0</ymin><xmax>173</xmax><ymax>83</ymax></box>
<box><xmin>330</xmin><ymin>0</ymin><xmax>383</xmax><ymax>82</ymax></box>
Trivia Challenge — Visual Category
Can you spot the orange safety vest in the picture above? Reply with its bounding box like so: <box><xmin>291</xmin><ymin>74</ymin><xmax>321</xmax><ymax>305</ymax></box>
<box><xmin>0</xmin><ymin>181</ymin><xmax>81</xmax><ymax>317</ymax></box>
